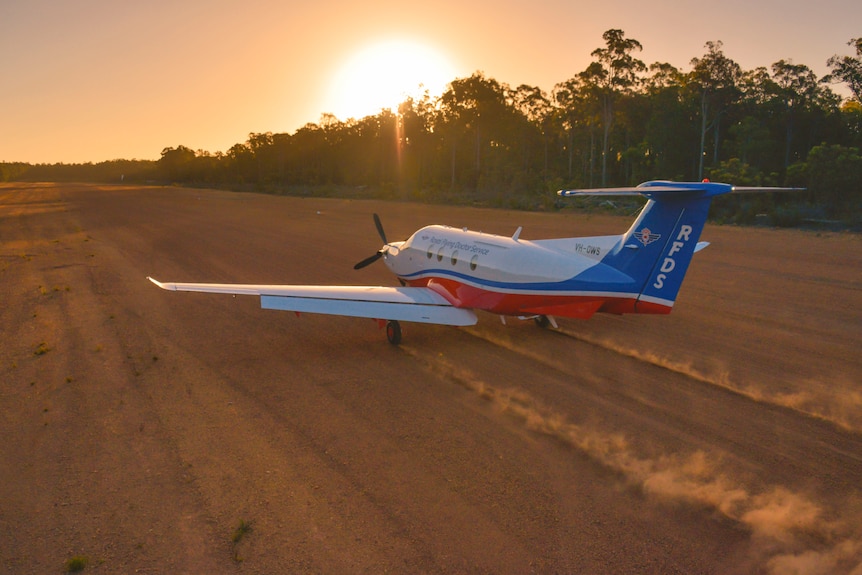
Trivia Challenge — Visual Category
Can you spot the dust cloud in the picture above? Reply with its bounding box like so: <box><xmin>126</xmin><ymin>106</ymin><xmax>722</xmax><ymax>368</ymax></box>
<box><xmin>564</xmin><ymin>331</ymin><xmax>862</xmax><ymax>433</ymax></box>
<box><xmin>417</xmin><ymin>350</ymin><xmax>862</xmax><ymax>574</ymax></box>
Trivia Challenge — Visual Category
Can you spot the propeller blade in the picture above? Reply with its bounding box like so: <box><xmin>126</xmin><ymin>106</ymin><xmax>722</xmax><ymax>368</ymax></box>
<box><xmin>354</xmin><ymin>214</ymin><xmax>389</xmax><ymax>270</ymax></box>
<box><xmin>373</xmin><ymin>213</ymin><xmax>387</xmax><ymax>244</ymax></box>
<box><xmin>353</xmin><ymin>251</ymin><xmax>383</xmax><ymax>270</ymax></box>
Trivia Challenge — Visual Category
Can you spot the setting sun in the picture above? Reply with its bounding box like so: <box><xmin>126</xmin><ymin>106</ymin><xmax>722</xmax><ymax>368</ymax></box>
<box><xmin>325</xmin><ymin>40</ymin><xmax>456</xmax><ymax>121</ymax></box>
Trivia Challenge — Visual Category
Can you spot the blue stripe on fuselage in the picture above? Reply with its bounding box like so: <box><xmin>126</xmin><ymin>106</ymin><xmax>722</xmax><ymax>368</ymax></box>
<box><xmin>398</xmin><ymin>262</ymin><xmax>638</xmax><ymax>295</ymax></box>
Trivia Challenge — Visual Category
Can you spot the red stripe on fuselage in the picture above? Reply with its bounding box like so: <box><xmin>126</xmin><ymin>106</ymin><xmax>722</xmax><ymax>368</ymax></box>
<box><xmin>404</xmin><ymin>276</ymin><xmax>672</xmax><ymax>318</ymax></box>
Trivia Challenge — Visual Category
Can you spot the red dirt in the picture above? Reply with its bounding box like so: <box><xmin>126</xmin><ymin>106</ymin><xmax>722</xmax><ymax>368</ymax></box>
<box><xmin>2</xmin><ymin>183</ymin><xmax>861</xmax><ymax>574</ymax></box>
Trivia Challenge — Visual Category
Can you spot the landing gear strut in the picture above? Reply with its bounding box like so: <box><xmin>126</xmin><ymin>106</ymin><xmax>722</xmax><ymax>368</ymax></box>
<box><xmin>385</xmin><ymin>320</ymin><xmax>402</xmax><ymax>345</ymax></box>
<box><xmin>533</xmin><ymin>315</ymin><xmax>558</xmax><ymax>329</ymax></box>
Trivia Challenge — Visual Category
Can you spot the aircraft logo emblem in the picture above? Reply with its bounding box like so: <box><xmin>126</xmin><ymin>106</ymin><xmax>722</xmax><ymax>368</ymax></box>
<box><xmin>635</xmin><ymin>228</ymin><xmax>661</xmax><ymax>246</ymax></box>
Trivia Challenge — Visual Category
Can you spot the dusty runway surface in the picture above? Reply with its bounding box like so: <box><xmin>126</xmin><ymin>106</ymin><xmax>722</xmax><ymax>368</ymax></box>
<box><xmin>2</xmin><ymin>183</ymin><xmax>861</xmax><ymax>574</ymax></box>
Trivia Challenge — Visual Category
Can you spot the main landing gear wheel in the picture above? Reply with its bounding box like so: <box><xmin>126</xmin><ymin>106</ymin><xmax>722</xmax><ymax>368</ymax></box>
<box><xmin>534</xmin><ymin>315</ymin><xmax>550</xmax><ymax>329</ymax></box>
<box><xmin>385</xmin><ymin>320</ymin><xmax>402</xmax><ymax>345</ymax></box>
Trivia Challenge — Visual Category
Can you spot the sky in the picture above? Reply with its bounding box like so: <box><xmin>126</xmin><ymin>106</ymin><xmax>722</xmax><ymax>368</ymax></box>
<box><xmin>1</xmin><ymin>0</ymin><xmax>859</xmax><ymax>164</ymax></box>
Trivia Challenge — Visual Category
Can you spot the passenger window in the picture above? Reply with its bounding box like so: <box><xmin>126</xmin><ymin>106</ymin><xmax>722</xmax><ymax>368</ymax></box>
<box><xmin>437</xmin><ymin>247</ymin><xmax>444</xmax><ymax>262</ymax></box>
<box><xmin>470</xmin><ymin>254</ymin><xmax>478</xmax><ymax>271</ymax></box>
<box><xmin>451</xmin><ymin>251</ymin><xmax>458</xmax><ymax>265</ymax></box>
<box><xmin>427</xmin><ymin>246</ymin><xmax>433</xmax><ymax>259</ymax></box>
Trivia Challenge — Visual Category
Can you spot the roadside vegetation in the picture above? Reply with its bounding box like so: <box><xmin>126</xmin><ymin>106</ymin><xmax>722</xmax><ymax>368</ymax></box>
<box><xmin>4</xmin><ymin>32</ymin><xmax>861</xmax><ymax>227</ymax></box>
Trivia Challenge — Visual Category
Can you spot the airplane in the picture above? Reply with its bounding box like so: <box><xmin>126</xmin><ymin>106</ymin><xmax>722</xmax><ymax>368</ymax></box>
<box><xmin>148</xmin><ymin>180</ymin><xmax>802</xmax><ymax>344</ymax></box>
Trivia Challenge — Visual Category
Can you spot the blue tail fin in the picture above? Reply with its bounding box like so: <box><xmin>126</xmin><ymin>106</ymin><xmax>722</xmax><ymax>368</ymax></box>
<box><xmin>610</xmin><ymin>192</ymin><xmax>712</xmax><ymax>310</ymax></box>
<box><xmin>560</xmin><ymin>181</ymin><xmax>740</xmax><ymax>312</ymax></box>
<box><xmin>560</xmin><ymin>181</ymin><xmax>804</xmax><ymax>312</ymax></box>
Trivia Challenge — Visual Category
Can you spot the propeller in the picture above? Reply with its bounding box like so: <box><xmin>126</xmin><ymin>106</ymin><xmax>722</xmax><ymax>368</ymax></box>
<box><xmin>353</xmin><ymin>251</ymin><xmax>384</xmax><ymax>270</ymax></box>
<box><xmin>372</xmin><ymin>213</ymin><xmax>387</xmax><ymax>244</ymax></box>
<box><xmin>353</xmin><ymin>213</ymin><xmax>389</xmax><ymax>270</ymax></box>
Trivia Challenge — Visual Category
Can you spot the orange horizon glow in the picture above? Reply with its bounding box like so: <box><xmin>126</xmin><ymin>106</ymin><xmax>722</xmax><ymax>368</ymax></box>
<box><xmin>1</xmin><ymin>0</ymin><xmax>859</xmax><ymax>164</ymax></box>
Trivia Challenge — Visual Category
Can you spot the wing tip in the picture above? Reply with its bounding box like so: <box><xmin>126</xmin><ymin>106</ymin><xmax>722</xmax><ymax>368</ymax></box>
<box><xmin>147</xmin><ymin>276</ymin><xmax>174</xmax><ymax>291</ymax></box>
<box><xmin>730</xmin><ymin>186</ymin><xmax>807</xmax><ymax>193</ymax></box>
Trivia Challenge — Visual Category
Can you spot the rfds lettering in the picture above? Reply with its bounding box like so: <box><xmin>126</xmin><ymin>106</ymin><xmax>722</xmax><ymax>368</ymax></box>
<box><xmin>652</xmin><ymin>225</ymin><xmax>693</xmax><ymax>289</ymax></box>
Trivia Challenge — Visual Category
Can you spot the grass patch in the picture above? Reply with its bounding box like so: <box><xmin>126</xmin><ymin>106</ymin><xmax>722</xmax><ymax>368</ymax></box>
<box><xmin>232</xmin><ymin>519</ymin><xmax>253</xmax><ymax>544</ymax></box>
<box><xmin>65</xmin><ymin>555</ymin><xmax>88</xmax><ymax>572</ymax></box>
<box><xmin>232</xmin><ymin>519</ymin><xmax>253</xmax><ymax>562</ymax></box>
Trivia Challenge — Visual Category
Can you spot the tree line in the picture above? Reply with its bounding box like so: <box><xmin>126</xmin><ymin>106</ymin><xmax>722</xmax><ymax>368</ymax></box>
<box><xmin>6</xmin><ymin>31</ymin><xmax>862</xmax><ymax>224</ymax></box>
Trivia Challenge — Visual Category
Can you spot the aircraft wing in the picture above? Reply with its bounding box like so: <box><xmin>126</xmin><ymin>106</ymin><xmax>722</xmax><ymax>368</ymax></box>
<box><xmin>147</xmin><ymin>277</ymin><xmax>477</xmax><ymax>326</ymax></box>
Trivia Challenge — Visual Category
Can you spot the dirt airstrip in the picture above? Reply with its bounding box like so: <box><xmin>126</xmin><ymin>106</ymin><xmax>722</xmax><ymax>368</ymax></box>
<box><xmin>1</xmin><ymin>182</ymin><xmax>861</xmax><ymax>574</ymax></box>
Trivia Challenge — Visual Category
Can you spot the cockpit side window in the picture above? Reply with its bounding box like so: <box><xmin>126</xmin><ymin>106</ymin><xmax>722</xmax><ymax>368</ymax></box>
<box><xmin>470</xmin><ymin>254</ymin><xmax>478</xmax><ymax>271</ymax></box>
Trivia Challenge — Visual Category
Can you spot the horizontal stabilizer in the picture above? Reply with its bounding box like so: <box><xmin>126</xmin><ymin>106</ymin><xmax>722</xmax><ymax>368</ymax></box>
<box><xmin>559</xmin><ymin>180</ymin><xmax>805</xmax><ymax>199</ymax></box>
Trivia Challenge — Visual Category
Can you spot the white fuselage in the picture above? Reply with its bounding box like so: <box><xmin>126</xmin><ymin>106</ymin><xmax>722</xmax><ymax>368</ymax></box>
<box><xmin>380</xmin><ymin>225</ymin><xmax>630</xmax><ymax>317</ymax></box>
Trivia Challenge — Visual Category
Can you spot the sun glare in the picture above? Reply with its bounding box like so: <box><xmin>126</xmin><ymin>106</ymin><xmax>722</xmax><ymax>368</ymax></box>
<box><xmin>326</xmin><ymin>40</ymin><xmax>456</xmax><ymax>121</ymax></box>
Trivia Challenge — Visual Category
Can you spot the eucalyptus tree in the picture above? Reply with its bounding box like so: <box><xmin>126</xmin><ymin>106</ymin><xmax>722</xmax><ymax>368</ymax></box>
<box><xmin>225</xmin><ymin>142</ymin><xmax>255</xmax><ymax>183</ymax></box>
<box><xmin>336</xmin><ymin>116</ymin><xmax>374</xmax><ymax>185</ymax></box>
<box><xmin>582</xmin><ymin>29</ymin><xmax>646</xmax><ymax>185</ymax></box>
<box><xmin>246</xmin><ymin>132</ymin><xmax>275</xmax><ymax>183</ymax></box>
<box><xmin>287</xmin><ymin>122</ymin><xmax>330</xmax><ymax>185</ymax></box>
<box><xmin>639</xmin><ymin>62</ymin><xmax>693</xmax><ymax>179</ymax></box>
<box><xmin>840</xmin><ymin>100</ymin><xmax>862</xmax><ymax>147</ymax></box>
<box><xmin>510</xmin><ymin>84</ymin><xmax>553</xmax><ymax>181</ymax></box>
<box><xmin>824</xmin><ymin>38</ymin><xmax>862</xmax><ymax>102</ymax></box>
<box><xmin>159</xmin><ymin>145</ymin><xmax>197</xmax><ymax>181</ymax></box>
<box><xmin>437</xmin><ymin>72</ymin><xmax>512</xmax><ymax>191</ymax></box>
<box><xmin>732</xmin><ymin>66</ymin><xmax>779</xmax><ymax>168</ymax></box>
<box><xmin>689</xmin><ymin>41</ymin><xmax>742</xmax><ymax>179</ymax></box>
<box><xmin>270</xmin><ymin>132</ymin><xmax>291</xmax><ymax>183</ymax></box>
<box><xmin>397</xmin><ymin>94</ymin><xmax>438</xmax><ymax>192</ymax></box>
<box><xmin>802</xmin><ymin>143</ymin><xmax>862</xmax><ymax>215</ymax></box>
<box><xmin>771</xmin><ymin>60</ymin><xmax>838</xmax><ymax>168</ymax></box>
<box><xmin>552</xmin><ymin>76</ymin><xmax>600</xmax><ymax>185</ymax></box>
<box><xmin>372</xmin><ymin>109</ymin><xmax>401</xmax><ymax>187</ymax></box>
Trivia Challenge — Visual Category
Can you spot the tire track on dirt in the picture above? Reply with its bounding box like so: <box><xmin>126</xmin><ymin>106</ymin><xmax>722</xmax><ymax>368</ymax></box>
<box><xmin>550</xmin><ymin>324</ymin><xmax>862</xmax><ymax>434</ymax></box>
<box><xmin>466</xmin><ymin>318</ymin><xmax>862</xmax><ymax>434</ymax></box>
<box><xmin>459</xmin><ymin>319</ymin><xmax>862</xmax><ymax>494</ymax></box>
<box><xmin>400</xmin><ymin>332</ymin><xmax>862</xmax><ymax>574</ymax></box>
